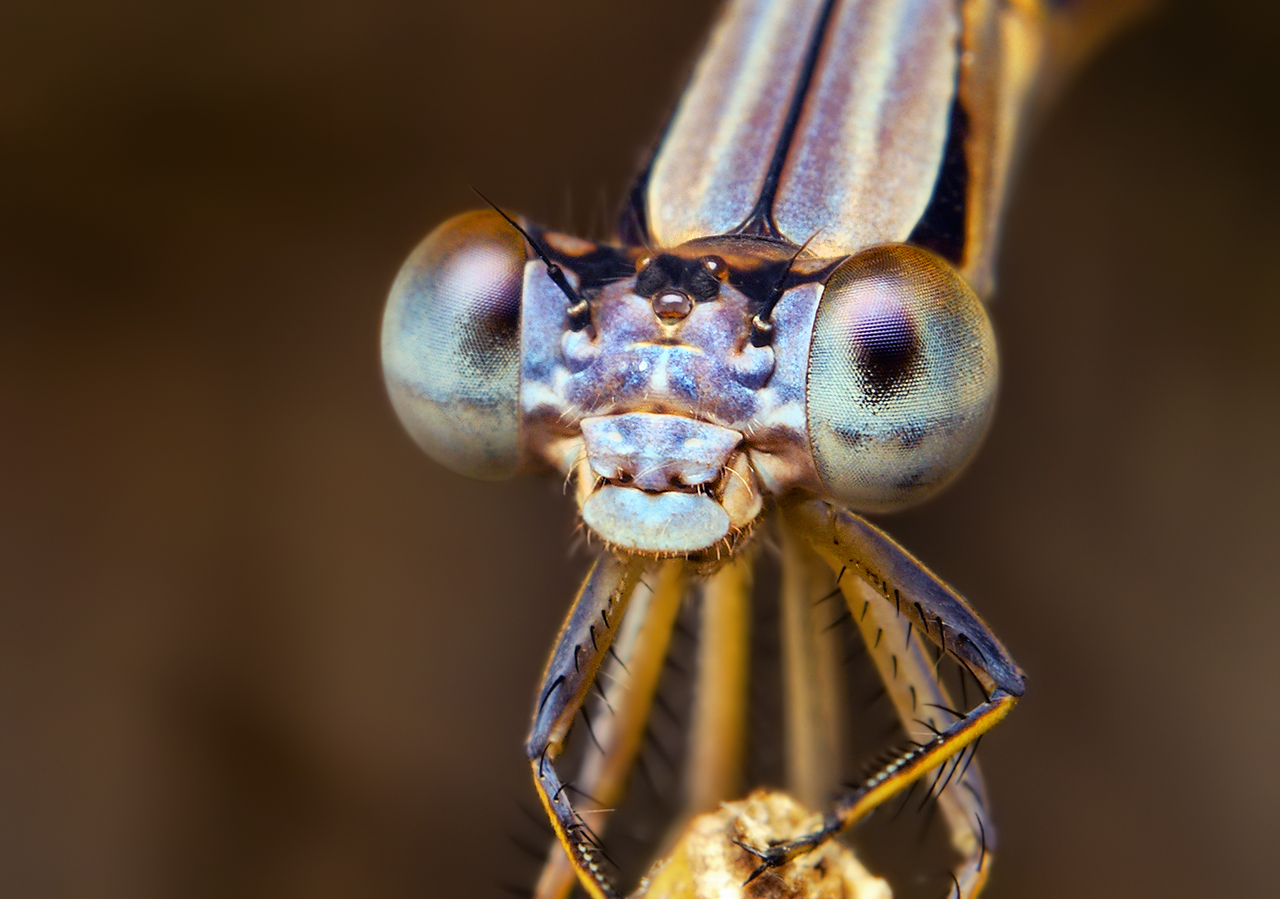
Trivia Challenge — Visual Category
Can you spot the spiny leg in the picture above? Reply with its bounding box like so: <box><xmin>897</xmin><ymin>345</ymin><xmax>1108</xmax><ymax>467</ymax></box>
<box><xmin>527</xmin><ymin>552</ymin><xmax>649</xmax><ymax>899</ymax></box>
<box><xmin>846</xmin><ymin>573</ymin><xmax>995</xmax><ymax>897</ymax></box>
<box><xmin>534</xmin><ymin>561</ymin><xmax>687</xmax><ymax>899</ymax></box>
<box><xmin>732</xmin><ymin>498</ymin><xmax>1024</xmax><ymax>893</ymax></box>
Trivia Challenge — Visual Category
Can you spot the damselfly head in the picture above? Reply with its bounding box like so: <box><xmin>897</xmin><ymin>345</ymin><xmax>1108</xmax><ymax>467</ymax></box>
<box><xmin>383</xmin><ymin>212</ymin><xmax>996</xmax><ymax>558</ymax></box>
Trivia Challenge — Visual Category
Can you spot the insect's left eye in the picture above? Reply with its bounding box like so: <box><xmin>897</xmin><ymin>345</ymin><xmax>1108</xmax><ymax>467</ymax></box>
<box><xmin>806</xmin><ymin>244</ymin><xmax>998</xmax><ymax>512</ymax></box>
<box><xmin>381</xmin><ymin>210</ymin><xmax>526</xmax><ymax>480</ymax></box>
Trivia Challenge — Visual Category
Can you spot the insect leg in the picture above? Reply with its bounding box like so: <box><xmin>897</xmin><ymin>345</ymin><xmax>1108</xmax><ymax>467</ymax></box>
<box><xmin>778</xmin><ymin>524</ymin><xmax>848</xmax><ymax>809</ymax></box>
<box><xmin>732</xmin><ymin>498</ymin><xmax>1024</xmax><ymax>889</ymax></box>
<box><xmin>847</xmin><ymin>574</ymin><xmax>995</xmax><ymax>897</ymax></box>
<box><xmin>782</xmin><ymin>497</ymin><xmax>1024</xmax><ymax>699</ymax></box>
<box><xmin>534</xmin><ymin>561</ymin><xmax>687</xmax><ymax>899</ymax></box>
<box><xmin>685</xmin><ymin>552</ymin><xmax>754</xmax><ymax>814</ymax></box>
<box><xmin>527</xmin><ymin>552</ymin><xmax>649</xmax><ymax>899</ymax></box>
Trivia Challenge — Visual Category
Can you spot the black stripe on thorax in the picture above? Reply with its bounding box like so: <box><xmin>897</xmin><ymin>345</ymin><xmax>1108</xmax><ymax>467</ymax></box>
<box><xmin>729</xmin><ymin>0</ymin><xmax>842</xmax><ymax>243</ymax></box>
<box><xmin>907</xmin><ymin>95</ymin><xmax>970</xmax><ymax>266</ymax></box>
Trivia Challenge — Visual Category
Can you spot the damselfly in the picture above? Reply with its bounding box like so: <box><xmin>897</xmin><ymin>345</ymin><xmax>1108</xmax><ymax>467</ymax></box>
<box><xmin>382</xmin><ymin>1</ymin><xmax>1142</xmax><ymax>896</ymax></box>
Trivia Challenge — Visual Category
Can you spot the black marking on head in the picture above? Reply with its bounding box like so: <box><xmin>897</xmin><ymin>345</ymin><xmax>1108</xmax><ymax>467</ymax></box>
<box><xmin>522</xmin><ymin>225</ymin><xmax>635</xmax><ymax>330</ymax></box>
<box><xmin>908</xmin><ymin>98</ymin><xmax>970</xmax><ymax>265</ymax></box>
<box><xmin>751</xmin><ymin>235</ymin><xmax>818</xmax><ymax>346</ymax></box>
<box><xmin>551</xmin><ymin>243</ymin><xmax>636</xmax><ymax>294</ymax></box>
<box><xmin>634</xmin><ymin>253</ymin><xmax>723</xmax><ymax>302</ymax></box>
<box><xmin>687</xmin><ymin>257</ymin><xmax>722</xmax><ymax>301</ymax></box>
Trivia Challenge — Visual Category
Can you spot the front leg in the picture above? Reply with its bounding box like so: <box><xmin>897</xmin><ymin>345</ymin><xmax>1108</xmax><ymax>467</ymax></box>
<box><xmin>526</xmin><ymin>551</ymin><xmax>648</xmax><ymax>899</ymax></box>
<box><xmin>738</xmin><ymin>498</ymin><xmax>1025</xmax><ymax>895</ymax></box>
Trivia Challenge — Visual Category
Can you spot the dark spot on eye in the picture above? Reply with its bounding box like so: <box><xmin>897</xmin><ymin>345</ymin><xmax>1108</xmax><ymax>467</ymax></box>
<box><xmin>831</xmin><ymin>425</ymin><xmax>867</xmax><ymax>449</ymax></box>
<box><xmin>849</xmin><ymin>305</ymin><xmax>920</xmax><ymax>402</ymax></box>
<box><xmin>454</xmin><ymin>279</ymin><xmax>521</xmax><ymax>378</ymax></box>
<box><xmin>893</xmin><ymin>422</ymin><xmax>927</xmax><ymax>449</ymax></box>
<box><xmin>461</xmin><ymin>311</ymin><xmax>518</xmax><ymax>376</ymax></box>
<box><xmin>894</xmin><ymin>469</ymin><xmax>928</xmax><ymax>492</ymax></box>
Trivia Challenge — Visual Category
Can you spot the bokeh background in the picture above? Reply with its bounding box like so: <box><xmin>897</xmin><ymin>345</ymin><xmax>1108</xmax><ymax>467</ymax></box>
<box><xmin>2</xmin><ymin>1</ymin><xmax>1276</xmax><ymax>897</ymax></box>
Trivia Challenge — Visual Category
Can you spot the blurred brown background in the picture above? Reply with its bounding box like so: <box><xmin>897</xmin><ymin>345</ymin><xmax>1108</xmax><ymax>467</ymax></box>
<box><xmin>1</xmin><ymin>1</ymin><xmax>1276</xmax><ymax>897</ymax></box>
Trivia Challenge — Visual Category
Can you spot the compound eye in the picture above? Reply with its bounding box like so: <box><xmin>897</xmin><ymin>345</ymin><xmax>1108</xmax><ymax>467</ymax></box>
<box><xmin>807</xmin><ymin>244</ymin><xmax>997</xmax><ymax>512</ymax></box>
<box><xmin>381</xmin><ymin>209</ymin><xmax>526</xmax><ymax>479</ymax></box>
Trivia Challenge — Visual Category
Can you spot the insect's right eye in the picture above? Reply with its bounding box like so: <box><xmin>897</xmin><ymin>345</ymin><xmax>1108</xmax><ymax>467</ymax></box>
<box><xmin>806</xmin><ymin>244</ymin><xmax>998</xmax><ymax>513</ymax></box>
<box><xmin>381</xmin><ymin>210</ymin><xmax>526</xmax><ymax>480</ymax></box>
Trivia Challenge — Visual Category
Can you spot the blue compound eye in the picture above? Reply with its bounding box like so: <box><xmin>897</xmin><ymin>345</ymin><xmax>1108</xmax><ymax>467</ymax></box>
<box><xmin>807</xmin><ymin>244</ymin><xmax>998</xmax><ymax>512</ymax></box>
<box><xmin>381</xmin><ymin>210</ymin><xmax>526</xmax><ymax>480</ymax></box>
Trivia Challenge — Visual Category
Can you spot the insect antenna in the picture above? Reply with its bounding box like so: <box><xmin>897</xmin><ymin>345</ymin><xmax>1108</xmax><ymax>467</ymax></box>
<box><xmin>750</xmin><ymin>234</ymin><xmax>817</xmax><ymax>346</ymax></box>
<box><xmin>471</xmin><ymin>186</ymin><xmax>591</xmax><ymax>330</ymax></box>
